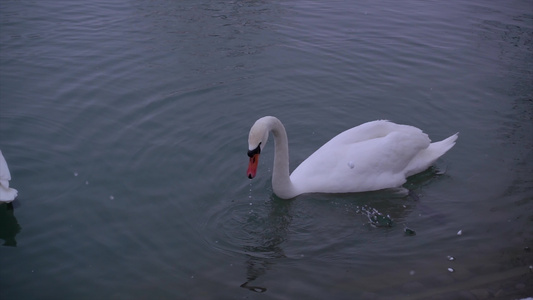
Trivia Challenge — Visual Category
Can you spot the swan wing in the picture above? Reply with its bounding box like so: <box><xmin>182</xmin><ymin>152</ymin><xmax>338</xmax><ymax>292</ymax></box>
<box><xmin>290</xmin><ymin>121</ymin><xmax>431</xmax><ymax>194</ymax></box>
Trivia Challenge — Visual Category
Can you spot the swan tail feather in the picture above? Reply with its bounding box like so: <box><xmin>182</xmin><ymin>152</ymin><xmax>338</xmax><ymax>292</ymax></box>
<box><xmin>431</xmin><ymin>132</ymin><xmax>459</xmax><ymax>155</ymax></box>
<box><xmin>405</xmin><ymin>133</ymin><xmax>458</xmax><ymax>177</ymax></box>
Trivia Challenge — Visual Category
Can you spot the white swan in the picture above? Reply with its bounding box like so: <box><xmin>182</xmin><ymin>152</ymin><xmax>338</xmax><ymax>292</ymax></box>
<box><xmin>0</xmin><ymin>150</ymin><xmax>18</xmax><ymax>202</ymax></box>
<box><xmin>247</xmin><ymin>116</ymin><xmax>458</xmax><ymax>199</ymax></box>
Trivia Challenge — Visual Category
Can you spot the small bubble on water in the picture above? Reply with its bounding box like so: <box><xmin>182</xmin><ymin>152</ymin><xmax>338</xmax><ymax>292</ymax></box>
<box><xmin>409</xmin><ymin>270</ymin><xmax>415</xmax><ymax>276</ymax></box>
<box><xmin>447</xmin><ymin>255</ymin><xmax>455</xmax><ymax>261</ymax></box>
<box><xmin>249</xmin><ymin>202</ymin><xmax>253</xmax><ymax>206</ymax></box>
<box><xmin>447</xmin><ymin>267</ymin><xmax>455</xmax><ymax>273</ymax></box>
<box><xmin>85</xmin><ymin>181</ymin><xmax>89</xmax><ymax>185</ymax></box>
<box><xmin>109</xmin><ymin>195</ymin><xmax>114</xmax><ymax>200</ymax></box>
<box><xmin>190</xmin><ymin>275</ymin><xmax>194</xmax><ymax>279</ymax></box>
<box><xmin>74</xmin><ymin>172</ymin><xmax>78</xmax><ymax>177</ymax></box>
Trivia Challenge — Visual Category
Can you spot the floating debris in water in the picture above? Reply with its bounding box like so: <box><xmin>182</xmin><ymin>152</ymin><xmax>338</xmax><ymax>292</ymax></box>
<box><xmin>447</xmin><ymin>255</ymin><xmax>455</xmax><ymax>261</ymax></box>
<box><xmin>404</xmin><ymin>227</ymin><xmax>416</xmax><ymax>236</ymax></box>
<box><xmin>240</xmin><ymin>281</ymin><xmax>267</xmax><ymax>293</ymax></box>
<box><xmin>85</xmin><ymin>181</ymin><xmax>89</xmax><ymax>185</ymax></box>
<box><xmin>109</xmin><ymin>195</ymin><xmax>114</xmax><ymax>200</ymax></box>
<box><xmin>74</xmin><ymin>172</ymin><xmax>78</xmax><ymax>177</ymax></box>
<box><xmin>447</xmin><ymin>267</ymin><xmax>455</xmax><ymax>273</ymax></box>
<box><xmin>409</xmin><ymin>270</ymin><xmax>415</xmax><ymax>276</ymax></box>
<box><xmin>457</xmin><ymin>229</ymin><xmax>463</xmax><ymax>236</ymax></box>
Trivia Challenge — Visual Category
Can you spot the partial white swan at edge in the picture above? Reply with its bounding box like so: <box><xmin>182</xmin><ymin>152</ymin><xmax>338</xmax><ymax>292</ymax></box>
<box><xmin>0</xmin><ymin>150</ymin><xmax>18</xmax><ymax>202</ymax></box>
<box><xmin>247</xmin><ymin>116</ymin><xmax>458</xmax><ymax>199</ymax></box>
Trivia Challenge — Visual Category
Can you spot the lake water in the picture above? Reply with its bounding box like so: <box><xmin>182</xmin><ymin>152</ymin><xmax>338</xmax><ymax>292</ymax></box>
<box><xmin>1</xmin><ymin>0</ymin><xmax>532</xmax><ymax>299</ymax></box>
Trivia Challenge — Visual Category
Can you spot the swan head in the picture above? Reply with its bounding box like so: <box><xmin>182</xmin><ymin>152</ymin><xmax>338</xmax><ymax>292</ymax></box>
<box><xmin>247</xmin><ymin>118</ymin><xmax>270</xmax><ymax>179</ymax></box>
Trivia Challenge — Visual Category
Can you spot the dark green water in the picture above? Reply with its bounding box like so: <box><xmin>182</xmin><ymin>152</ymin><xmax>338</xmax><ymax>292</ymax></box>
<box><xmin>1</xmin><ymin>0</ymin><xmax>532</xmax><ymax>299</ymax></box>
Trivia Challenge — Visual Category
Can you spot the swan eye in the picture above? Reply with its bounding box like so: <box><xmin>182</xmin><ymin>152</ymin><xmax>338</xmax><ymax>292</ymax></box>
<box><xmin>247</xmin><ymin>143</ymin><xmax>261</xmax><ymax>157</ymax></box>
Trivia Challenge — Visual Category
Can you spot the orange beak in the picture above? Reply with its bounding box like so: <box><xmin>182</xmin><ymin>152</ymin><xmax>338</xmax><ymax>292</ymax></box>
<box><xmin>247</xmin><ymin>153</ymin><xmax>260</xmax><ymax>179</ymax></box>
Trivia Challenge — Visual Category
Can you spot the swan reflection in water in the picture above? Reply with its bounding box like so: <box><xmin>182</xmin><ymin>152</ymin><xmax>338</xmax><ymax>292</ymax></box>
<box><xmin>239</xmin><ymin>197</ymin><xmax>293</xmax><ymax>293</ymax></box>
<box><xmin>238</xmin><ymin>167</ymin><xmax>449</xmax><ymax>293</ymax></box>
<box><xmin>0</xmin><ymin>202</ymin><xmax>21</xmax><ymax>247</ymax></box>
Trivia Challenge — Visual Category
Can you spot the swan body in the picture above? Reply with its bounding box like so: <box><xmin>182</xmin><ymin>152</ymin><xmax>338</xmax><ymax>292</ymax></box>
<box><xmin>0</xmin><ymin>150</ymin><xmax>18</xmax><ymax>203</ymax></box>
<box><xmin>247</xmin><ymin>116</ymin><xmax>458</xmax><ymax>199</ymax></box>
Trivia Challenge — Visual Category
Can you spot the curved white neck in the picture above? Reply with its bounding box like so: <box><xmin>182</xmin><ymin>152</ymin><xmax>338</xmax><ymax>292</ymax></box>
<box><xmin>264</xmin><ymin>117</ymin><xmax>297</xmax><ymax>199</ymax></box>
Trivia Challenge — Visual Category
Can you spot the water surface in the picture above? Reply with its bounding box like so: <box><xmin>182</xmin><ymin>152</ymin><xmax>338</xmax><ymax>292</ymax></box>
<box><xmin>1</xmin><ymin>0</ymin><xmax>532</xmax><ymax>299</ymax></box>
